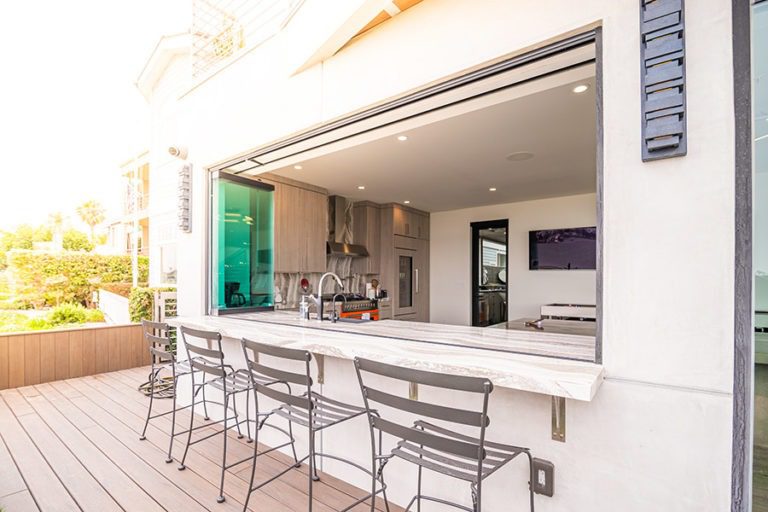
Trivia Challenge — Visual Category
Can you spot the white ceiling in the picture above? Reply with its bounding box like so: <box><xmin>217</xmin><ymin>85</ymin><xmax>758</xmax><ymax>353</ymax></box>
<box><xmin>272</xmin><ymin>73</ymin><xmax>597</xmax><ymax>212</ymax></box>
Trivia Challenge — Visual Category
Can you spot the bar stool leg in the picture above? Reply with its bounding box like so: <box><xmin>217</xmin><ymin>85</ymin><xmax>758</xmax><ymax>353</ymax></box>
<box><xmin>232</xmin><ymin>392</ymin><xmax>244</xmax><ymax>439</ymax></box>
<box><xmin>166</xmin><ymin>372</ymin><xmax>178</xmax><ymax>463</ymax></box>
<box><xmin>178</xmin><ymin>382</ymin><xmax>198</xmax><ymax>471</ymax></box>
<box><xmin>311</xmin><ymin>431</ymin><xmax>320</xmax><ymax>482</ymax></box>
<box><xmin>202</xmin><ymin>382</ymin><xmax>210</xmax><ymax>420</ymax></box>
<box><xmin>525</xmin><ymin>451</ymin><xmax>535</xmax><ymax>512</ymax></box>
<box><xmin>140</xmin><ymin>367</ymin><xmax>158</xmax><ymax>441</ymax></box>
<box><xmin>245</xmin><ymin>388</ymin><xmax>252</xmax><ymax>442</ymax></box>
<box><xmin>242</xmin><ymin>410</ymin><xmax>260</xmax><ymax>512</ymax></box>
<box><xmin>218</xmin><ymin>392</ymin><xmax>230</xmax><ymax>503</ymax></box>
<box><xmin>308</xmin><ymin>424</ymin><xmax>315</xmax><ymax>512</ymax></box>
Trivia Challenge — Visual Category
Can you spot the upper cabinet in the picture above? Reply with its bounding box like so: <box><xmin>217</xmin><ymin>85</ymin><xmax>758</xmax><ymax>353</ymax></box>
<box><xmin>392</xmin><ymin>205</ymin><xmax>429</xmax><ymax>240</ymax></box>
<box><xmin>256</xmin><ymin>174</ymin><xmax>328</xmax><ymax>274</ymax></box>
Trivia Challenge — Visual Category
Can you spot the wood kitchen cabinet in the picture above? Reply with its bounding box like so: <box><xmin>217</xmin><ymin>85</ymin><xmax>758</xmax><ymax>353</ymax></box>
<box><xmin>257</xmin><ymin>174</ymin><xmax>327</xmax><ymax>273</ymax></box>
<box><xmin>380</xmin><ymin>204</ymin><xmax>430</xmax><ymax>322</ymax></box>
<box><xmin>393</xmin><ymin>205</ymin><xmax>429</xmax><ymax>239</ymax></box>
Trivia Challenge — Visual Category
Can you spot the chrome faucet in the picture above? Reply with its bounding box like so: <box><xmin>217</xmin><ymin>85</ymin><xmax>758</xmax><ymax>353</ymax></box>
<box><xmin>317</xmin><ymin>272</ymin><xmax>344</xmax><ymax>321</ymax></box>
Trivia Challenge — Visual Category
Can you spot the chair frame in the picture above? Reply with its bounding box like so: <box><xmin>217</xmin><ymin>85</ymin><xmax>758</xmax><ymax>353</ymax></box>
<box><xmin>139</xmin><ymin>320</ymin><xmax>211</xmax><ymax>463</ymax></box>
<box><xmin>240</xmin><ymin>338</ymin><xmax>389</xmax><ymax>512</ymax></box>
<box><xmin>354</xmin><ymin>357</ymin><xmax>535</xmax><ymax>512</ymax></box>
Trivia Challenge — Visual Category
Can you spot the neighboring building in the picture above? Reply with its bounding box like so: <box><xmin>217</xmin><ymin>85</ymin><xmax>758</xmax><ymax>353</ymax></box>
<box><xmin>135</xmin><ymin>1</ymin><xmax>764</xmax><ymax>511</ymax></box>
<box><xmin>107</xmin><ymin>151</ymin><xmax>178</xmax><ymax>286</ymax></box>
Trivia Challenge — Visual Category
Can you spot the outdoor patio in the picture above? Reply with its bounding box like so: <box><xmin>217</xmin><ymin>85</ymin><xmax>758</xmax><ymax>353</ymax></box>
<box><xmin>0</xmin><ymin>366</ymin><xmax>400</xmax><ymax>512</ymax></box>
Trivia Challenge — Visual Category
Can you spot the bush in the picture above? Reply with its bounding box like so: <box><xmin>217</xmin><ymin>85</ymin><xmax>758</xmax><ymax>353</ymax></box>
<box><xmin>129</xmin><ymin>287</ymin><xmax>175</xmax><ymax>323</ymax></box>
<box><xmin>48</xmin><ymin>303</ymin><xmax>88</xmax><ymax>325</ymax></box>
<box><xmin>25</xmin><ymin>317</ymin><xmax>53</xmax><ymax>331</ymax></box>
<box><xmin>62</xmin><ymin>229</ymin><xmax>94</xmax><ymax>252</ymax></box>
<box><xmin>6</xmin><ymin>250</ymin><xmax>148</xmax><ymax>308</ymax></box>
<box><xmin>85</xmin><ymin>308</ymin><xmax>105</xmax><ymax>322</ymax></box>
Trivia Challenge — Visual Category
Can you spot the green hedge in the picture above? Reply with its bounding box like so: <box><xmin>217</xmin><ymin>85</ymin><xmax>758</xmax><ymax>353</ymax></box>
<box><xmin>7</xmin><ymin>250</ymin><xmax>148</xmax><ymax>308</ymax></box>
<box><xmin>129</xmin><ymin>287</ymin><xmax>175</xmax><ymax>323</ymax></box>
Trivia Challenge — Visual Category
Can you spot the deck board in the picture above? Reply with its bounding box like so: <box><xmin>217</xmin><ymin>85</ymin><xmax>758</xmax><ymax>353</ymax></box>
<box><xmin>0</xmin><ymin>366</ymin><xmax>398</xmax><ymax>512</ymax></box>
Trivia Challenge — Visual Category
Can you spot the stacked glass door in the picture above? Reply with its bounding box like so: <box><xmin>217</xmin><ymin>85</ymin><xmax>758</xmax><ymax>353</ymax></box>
<box><xmin>211</xmin><ymin>172</ymin><xmax>274</xmax><ymax>313</ymax></box>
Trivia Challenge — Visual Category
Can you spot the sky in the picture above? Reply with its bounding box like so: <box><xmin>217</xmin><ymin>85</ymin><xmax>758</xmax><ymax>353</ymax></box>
<box><xmin>0</xmin><ymin>0</ymin><xmax>188</xmax><ymax>232</ymax></box>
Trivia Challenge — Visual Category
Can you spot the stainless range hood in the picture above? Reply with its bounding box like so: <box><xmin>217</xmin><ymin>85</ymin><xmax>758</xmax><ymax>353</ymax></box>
<box><xmin>327</xmin><ymin>195</ymin><xmax>369</xmax><ymax>258</ymax></box>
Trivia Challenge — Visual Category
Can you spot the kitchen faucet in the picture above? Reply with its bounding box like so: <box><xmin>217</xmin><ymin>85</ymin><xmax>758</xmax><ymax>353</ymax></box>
<box><xmin>315</xmin><ymin>272</ymin><xmax>344</xmax><ymax>321</ymax></box>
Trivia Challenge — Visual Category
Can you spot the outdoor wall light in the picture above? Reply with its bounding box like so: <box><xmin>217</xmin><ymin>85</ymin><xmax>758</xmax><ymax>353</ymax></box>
<box><xmin>168</xmin><ymin>145</ymin><xmax>188</xmax><ymax>160</ymax></box>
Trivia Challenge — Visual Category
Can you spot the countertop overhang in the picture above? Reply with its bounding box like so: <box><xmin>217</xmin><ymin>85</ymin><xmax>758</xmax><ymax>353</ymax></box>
<box><xmin>168</xmin><ymin>314</ymin><xmax>605</xmax><ymax>401</ymax></box>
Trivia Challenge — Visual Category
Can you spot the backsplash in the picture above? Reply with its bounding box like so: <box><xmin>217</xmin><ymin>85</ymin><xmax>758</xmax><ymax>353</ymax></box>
<box><xmin>274</xmin><ymin>255</ymin><xmax>379</xmax><ymax>308</ymax></box>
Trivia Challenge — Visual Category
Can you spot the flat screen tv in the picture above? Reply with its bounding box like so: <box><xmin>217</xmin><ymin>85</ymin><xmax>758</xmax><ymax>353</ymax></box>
<box><xmin>529</xmin><ymin>226</ymin><xmax>596</xmax><ymax>270</ymax></box>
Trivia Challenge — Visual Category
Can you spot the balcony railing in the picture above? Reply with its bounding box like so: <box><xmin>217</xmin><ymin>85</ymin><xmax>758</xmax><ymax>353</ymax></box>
<box><xmin>191</xmin><ymin>0</ymin><xmax>304</xmax><ymax>78</ymax></box>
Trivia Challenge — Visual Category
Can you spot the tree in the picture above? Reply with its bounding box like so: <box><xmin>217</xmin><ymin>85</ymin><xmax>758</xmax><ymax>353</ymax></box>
<box><xmin>62</xmin><ymin>229</ymin><xmax>94</xmax><ymax>252</ymax></box>
<box><xmin>76</xmin><ymin>200</ymin><xmax>105</xmax><ymax>243</ymax></box>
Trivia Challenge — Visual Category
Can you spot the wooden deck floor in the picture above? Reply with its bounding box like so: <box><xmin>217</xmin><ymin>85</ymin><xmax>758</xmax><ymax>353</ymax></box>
<box><xmin>0</xmin><ymin>367</ymin><xmax>399</xmax><ymax>512</ymax></box>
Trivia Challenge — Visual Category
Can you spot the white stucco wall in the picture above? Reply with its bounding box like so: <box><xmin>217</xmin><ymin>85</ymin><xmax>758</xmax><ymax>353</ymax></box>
<box><xmin>148</xmin><ymin>0</ymin><xmax>737</xmax><ymax>510</ymax></box>
<box><xmin>430</xmin><ymin>193</ymin><xmax>597</xmax><ymax>326</ymax></box>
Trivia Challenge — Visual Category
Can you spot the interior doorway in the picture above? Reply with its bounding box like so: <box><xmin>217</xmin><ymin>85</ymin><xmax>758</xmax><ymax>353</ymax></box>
<box><xmin>471</xmin><ymin>219</ymin><xmax>508</xmax><ymax>327</ymax></box>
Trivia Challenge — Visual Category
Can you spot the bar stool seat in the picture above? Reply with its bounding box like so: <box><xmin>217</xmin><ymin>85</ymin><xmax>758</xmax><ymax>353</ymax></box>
<box><xmin>272</xmin><ymin>391</ymin><xmax>367</xmax><ymax>430</ymax></box>
<box><xmin>208</xmin><ymin>369</ymin><xmax>275</xmax><ymax>393</ymax></box>
<box><xmin>393</xmin><ymin>420</ymin><xmax>527</xmax><ymax>483</ymax></box>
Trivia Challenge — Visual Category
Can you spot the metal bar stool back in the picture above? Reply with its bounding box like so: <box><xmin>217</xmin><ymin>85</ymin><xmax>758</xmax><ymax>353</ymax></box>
<box><xmin>240</xmin><ymin>338</ymin><xmax>387</xmax><ymax>512</ymax></box>
<box><xmin>354</xmin><ymin>357</ymin><xmax>534</xmax><ymax>512</ymax></box>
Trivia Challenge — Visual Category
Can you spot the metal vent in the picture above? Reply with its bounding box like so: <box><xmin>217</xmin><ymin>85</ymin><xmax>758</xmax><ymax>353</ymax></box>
<box><xmin>640</xmin><ymin>0</ymin><xmax>687</xmax><ymax>161</ymax></box>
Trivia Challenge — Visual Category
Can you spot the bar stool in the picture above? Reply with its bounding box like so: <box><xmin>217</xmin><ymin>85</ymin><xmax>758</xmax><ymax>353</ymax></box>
<box><xmin>139</xmin><ymin>320</ymin><xmax>210</xmax><ymax>463</ymax></box>
<box><xmin>354</xmin><ymin>357</ymin><xmax>535</xmax><ymax>512</ymax></box>
<box><xmin>177</xmin><ymin>326</ymin><xmax>296</xmax><ymax>504</ymax></box>
<box><xmin>239</xmin><ymin>338</ymin><xmax>388</xmax><ymax>512</ymax></box>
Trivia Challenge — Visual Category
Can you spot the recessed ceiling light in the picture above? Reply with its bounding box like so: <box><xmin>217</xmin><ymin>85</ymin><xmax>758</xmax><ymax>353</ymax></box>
<box><xmin>506</xmin><ymin>151</ymin><xmax>534</xmax><ymax>162</ymax></box>
<box><xmin>357</xmin><ymin>185</ymin><xmax>366</xmax><ymax>190</ymax></box>
<box><xmin>397</xmin><ymin>135</ymin><xmax>408</xmax><ymax>141</ymax></box>
<box><xmin>294</xmin><ymin>164</ymin><xmax>303</xmax><ymax>170</ymax></box>
<box><xmin>572</xmin><ymin>84</ymin><xmax>589</xmax><ymax>94</ymax></box>
<box><xmin>404</xmin><ymin>200</ymin><xmax>410</xmax><ymax>204</ymax></box>
<box><xmin>489</xmin><ymin>187</ymin><xmax>497</xmax><ymax>192</ymax></box>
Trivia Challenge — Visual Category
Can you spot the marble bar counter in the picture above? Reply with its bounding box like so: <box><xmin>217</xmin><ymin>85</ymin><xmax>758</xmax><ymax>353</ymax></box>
<box><xmin>233</xmin><ymin>310</ymin><xmax>596</xmax><ymax>361</ymax></box>
<box><xmin>168</xmin><ymin>313</ymin><xmax>604</xmax><ymax>401</ymax></box>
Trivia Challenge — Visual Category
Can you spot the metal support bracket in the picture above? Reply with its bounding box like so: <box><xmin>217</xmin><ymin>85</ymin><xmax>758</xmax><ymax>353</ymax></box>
<box><xmin>315</xmin><ymin>354</ymin><xmax>324</xmax><ymax>385</ymax></box>
<box><xmin>551</xmin><ymin>396</ymin><xmax>566</xmax><ymax>442</ymax></box>
<box><xmin>409</xmin><ymin>382</ymin><xmax>418</xmax><ymax>401</ymax></box>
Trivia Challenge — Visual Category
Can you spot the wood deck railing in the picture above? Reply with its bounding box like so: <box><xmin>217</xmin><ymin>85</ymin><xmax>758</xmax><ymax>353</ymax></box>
<box><xmin>0</xmin><ymin>324</ymin><xmax>149</xmax><ymax>390</ymax></box>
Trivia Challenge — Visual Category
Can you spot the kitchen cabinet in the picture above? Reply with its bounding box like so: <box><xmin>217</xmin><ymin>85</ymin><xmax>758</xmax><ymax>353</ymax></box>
<box><xmin>380</xmin><ymin>205</ymin><xmax>430</xmax><ymax>322</ymax></box>
<box><xmin>393</xmin><ymin>205</ymin><xmax>429</xmax><ymax>239</ymax></box>
<box><xmin>257</xmin><ymin>174</ymin><xmax>327</xmax><ymax>273</ymax></box>
<box><xmin>351</xmin><ymin>202</ymin><xmax>381</xmax><ymax>274</ymax></box>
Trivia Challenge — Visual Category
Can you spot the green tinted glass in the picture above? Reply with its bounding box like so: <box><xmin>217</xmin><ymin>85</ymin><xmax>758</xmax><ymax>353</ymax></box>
<box><xmin>211</xmin><ymin>173</ymin><xmax>274</xmax><ymax>312</ymax></box>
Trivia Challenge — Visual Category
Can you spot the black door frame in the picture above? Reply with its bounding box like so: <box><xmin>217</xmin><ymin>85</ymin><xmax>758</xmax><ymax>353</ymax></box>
<box><xmin>471</xmin><ymin>219</ymin><xmax>509</xmax><ymax>327</ymax></box>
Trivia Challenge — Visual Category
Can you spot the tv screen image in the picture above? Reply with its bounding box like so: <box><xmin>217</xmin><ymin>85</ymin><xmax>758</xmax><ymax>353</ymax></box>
<box><xmin>529</xmin><ymin>226</ymin><xmax>597</xmax><ymax>270</ymax></box>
